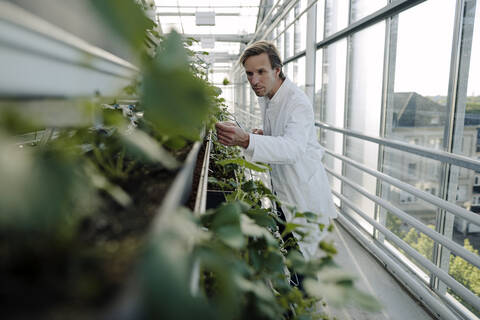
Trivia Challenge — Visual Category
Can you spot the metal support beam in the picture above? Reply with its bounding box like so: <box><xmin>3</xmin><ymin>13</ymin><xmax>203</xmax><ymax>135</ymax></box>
<box><xmin>315</xmin><ymin>0</ymin><xmax>426</xmax><ymax>50</ymax></box>
<box><xmin>157</xmin><ymin>12</ymin><xmax>240</xmax><ymax>16</ymax></box>
<box><xmin>333</xmin><ymin>190</ymin><xmax>480</xmax><ymax>311</ymax></box>
<box><xmin>436</xmin><ymin>0</ymin><xmax>478</xmax><ymax>296</ymax></box>
<box><xmin>325</xmin><ymin>167</ymin><xmax>480</xmax><ymax>270</ymax></box>
<box><xmin>336</xmin><ymin>215</ymin><xmax>460</xmax><ymax>320</ymax></box>
<box><xmin>316</xmin><ymin>121</ymin><xmax>480</xmax><ymax>172</ymax></box>
<box><xmin>183</xmin><ymin>34</ymin><xmax>253</xmax><ymax>43</ymax></box>
<box><xmin>305</xmin><ymin>0</ymin><xmax>316</xmax><ymax>103</ymax></box>
<box><xmin>323</xmin><ymin>148</ymin><xmax>480</xmax><ymax>227</ymax></box>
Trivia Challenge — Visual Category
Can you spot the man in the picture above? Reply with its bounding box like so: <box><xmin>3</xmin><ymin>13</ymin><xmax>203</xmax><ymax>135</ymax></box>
<box><xmin>215</xmin><ymin>41</ymin><xmax>337</xmax><ymax>260</ymax></box>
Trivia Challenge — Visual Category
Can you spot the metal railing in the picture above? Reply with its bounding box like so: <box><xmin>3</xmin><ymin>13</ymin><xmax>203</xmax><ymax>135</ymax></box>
<box><xmin>317</xmin><ymin>120</ymin><xmax>480</xmax><ymax>318</ymax></box>
<box><xmin>233</xmin><ymin>108</ymin><xmax>480</xmax><ymax>317</ymax></box>
<box><xmin>325</xmin><ymin>168</ymin><xmax>480</xmax><ymax>270</ymax></box>
<box><xmin>231</xmin><ymin>0</ymin><xmax>480</xmax><ymax>317</ymax></box>
<box><xmin>316</xmin><ymin>121</ymin><xmax>480</xmax><ymax>172</ymax></box>
<box><xmin>332</xmin><ymin>189</ymin><xmax>480</xmax><ymax>311</ymax></box>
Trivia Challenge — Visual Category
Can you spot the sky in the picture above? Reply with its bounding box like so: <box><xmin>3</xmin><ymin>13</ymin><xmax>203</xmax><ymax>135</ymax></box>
<box><xmin>394</xmin><ymin>0</ymin><xmax>480</xmax><ymax>97</ymax></box>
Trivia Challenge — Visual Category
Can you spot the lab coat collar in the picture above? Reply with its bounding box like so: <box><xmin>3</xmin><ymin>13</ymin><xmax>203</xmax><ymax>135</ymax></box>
<box><xmin>259</xmin><ymin>78</ymin><xmax>291</xmax><ymax>109</ymax></box>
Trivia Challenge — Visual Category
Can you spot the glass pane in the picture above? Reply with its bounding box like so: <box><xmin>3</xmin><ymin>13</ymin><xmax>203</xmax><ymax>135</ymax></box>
<box><xmin>286</xmin><ymin>5</ymin><xmax>295</xmax><ymax>25</ymax></box>
<box><xmin>350</xmin><ymin>0</ymin><xmax>387</xmax><ymax>23</ymax></box>
<box><xmin>285</xmin><ymin>24</ymin><xmax>294</xmax><ymax>59</ymax></box>
<box><xmin>284</xmin><ymin>62</ymin><xmax>293</xmax><ymax>80</ymax></box>
<box><xmin>388</xmin><ymin>0</ymin><xmax>456</xmax><ymax>143</ymax></box>
<box><xmin>448</xmin><ymin>241</ymin><xmax>480</xmax><ymax>317</ymax></box>
<box><xmin>381</xmin><ymin>0</ymin><xmax>457</xmax><ymax>253</ymax></box>
<box><xmin>316</xmin><ymin>0</ymin><xmax>325</xmax><ymax>42</ymax></box>
<box><xmin>276</xmin><ymin>24</ymin><xmax>284</xmax><ymax>61</ymax></box>
<box><xmin>382</xmin><ymin>148</ymin><xmax>443</xmax><ymax>272</ymax></box>
<box><xmin>295</xmin><ymin>11</ymin><xmax>307</xmax><ymax>54</ymax></box>
<box><xmin>343</xmin><ymin>22</ymin><xmax>385</xmax><ymax>235</ymax></box>
<box><xmin>299</xmin><ymin>0</ymin><xmax>308</xmax><ymax>12</ymax></box>
<box><xmin>314</xmin><ymin>49</ymin><xmax>323</xmax><ymax>122</ymax></box>
<box><xmin>325</xmin><ymin>0</ymin><xmax>349</xmax><ymax>37</ymax></box>
<box><xmin>320</xmin><ymin>40</ymin><xmax>347</xmax><ymax>195</ymax></box>
<box><xmin>447</xmin><ymin>2</ymin><xmax>480</xmax><ymax>314</ymax></box>
<box><xmin>467</xmin><ymin>3</ymin><xmax>480</xmax><ymax>99</ymax></box>
<box><xmin>291</xmin><ymin>57</ymin><xmax>306</xmax><ymax>92</ymax></box>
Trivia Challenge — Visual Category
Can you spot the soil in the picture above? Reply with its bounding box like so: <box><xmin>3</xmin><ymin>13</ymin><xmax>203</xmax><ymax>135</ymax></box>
<box><xmin>0</xmin><ymin>145</ymin><xmax>194</xmax><ymax>319</ymax></box>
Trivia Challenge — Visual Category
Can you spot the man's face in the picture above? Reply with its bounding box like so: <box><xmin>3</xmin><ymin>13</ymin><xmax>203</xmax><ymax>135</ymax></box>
<box><xmin>244</xmin><ymin>53</ymin><xmax>280</xmax><ymax>98</ymax></box>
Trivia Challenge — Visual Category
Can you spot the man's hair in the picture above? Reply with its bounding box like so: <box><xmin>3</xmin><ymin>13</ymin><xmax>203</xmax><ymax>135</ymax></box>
<box><xmin>240</xmin><ymin>40</ymin><xmax>286</xmax><ymax>80</ymax></box>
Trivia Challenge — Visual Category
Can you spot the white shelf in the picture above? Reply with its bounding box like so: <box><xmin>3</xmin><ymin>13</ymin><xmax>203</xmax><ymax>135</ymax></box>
<box><xmin>0</xmin><ymin>2</ymin><xmax>138</xmax><ymax>98</ymax></box>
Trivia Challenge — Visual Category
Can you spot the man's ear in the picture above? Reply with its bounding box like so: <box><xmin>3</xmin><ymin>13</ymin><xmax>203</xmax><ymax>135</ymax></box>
<box><xmin>274</xmin><ymin>67</ymin><xmax>281</xmax><ymax>78</ymax></box>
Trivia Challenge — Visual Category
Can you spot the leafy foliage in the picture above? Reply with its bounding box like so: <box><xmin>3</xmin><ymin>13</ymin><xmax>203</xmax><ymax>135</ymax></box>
<box><xmin>190</xmin><ymin>112</ymin><xmax>381</xmax><ymax>319</ymax></box>
<box><xmin>88</xmin><ymin>0</ymin><xmax>155</xmax><ymax>50</ymax></box>
<box><xmin>0</xmin><ymin>1</ymin><xmax>381</xmax><ymax>318</ymax></box>
<box><xmin>141</xmin><ymin>32</ymin><xmax>214</xmax><ymax>142</ymax></box>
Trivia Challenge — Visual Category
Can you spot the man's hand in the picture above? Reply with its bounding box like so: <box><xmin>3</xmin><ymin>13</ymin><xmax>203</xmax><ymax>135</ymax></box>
<box><xmin>252</xmin><ymin>128</ymin><xmax>264</xmax><ymax>135</ymax></box>
<box><xmin>215</xmin><ymin>122</ymin><xmax>250</xmax><ymax>148</ymax></box>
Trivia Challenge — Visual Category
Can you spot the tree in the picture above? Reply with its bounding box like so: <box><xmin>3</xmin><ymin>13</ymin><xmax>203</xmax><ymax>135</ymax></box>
<box><xmin>402</xmin><ymin>228</ymin><xmax>480</xmax><ymax>313</ymax></box>
<box><xmin>386</xmin><ymin>213</ymin><xmax>405</xmax><ymax>238</ymax></box>
<box><xmin>402</xmin><ymin>226</ymin><xmax>434</xmax><ymax>273</ymax></box>
<box><xmin>449</xmin><ymin>239</ymin><xmax>480</xmax><ymax>297</ymax></box>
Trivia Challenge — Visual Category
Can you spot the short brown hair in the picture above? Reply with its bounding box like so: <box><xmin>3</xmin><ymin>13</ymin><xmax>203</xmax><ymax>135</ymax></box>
<box><xmin>240</xmin><ymin>40</ymin><xmax>286</xmax><ymax>80</ymax></box>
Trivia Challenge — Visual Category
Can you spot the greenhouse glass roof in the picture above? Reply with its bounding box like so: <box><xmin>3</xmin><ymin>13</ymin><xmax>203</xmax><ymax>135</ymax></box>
<box><xmin>155</xmin><ymin>0</ymin><xmax>261</xmax><ymax>60</ymax></box>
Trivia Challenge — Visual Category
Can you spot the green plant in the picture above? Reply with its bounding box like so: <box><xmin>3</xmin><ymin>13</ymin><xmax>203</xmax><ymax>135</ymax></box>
<box><xmin>194</xmin><ymin>107</ymin><xmax>381</xmax><ymax>318</ymax></box>
<box><xmin>0</xmin><ymin>1</ymin><xmax>381</xmax><ymax>318</ymax></box>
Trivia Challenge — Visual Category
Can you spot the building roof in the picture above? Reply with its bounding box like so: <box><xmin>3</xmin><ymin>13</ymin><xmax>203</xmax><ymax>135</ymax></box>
<box><xmin>392</xmin><ymin>92</ymin><xmax>446</xmax><ymax>128</ymax></box>
<box><xmin>393</xmin><ymin>92</ymin><xmax>480</xmax><ymax>127</ymax></box>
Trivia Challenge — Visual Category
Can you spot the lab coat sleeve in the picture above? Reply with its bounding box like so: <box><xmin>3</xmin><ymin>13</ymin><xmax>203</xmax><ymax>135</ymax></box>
<box><xmin>249</xmin><ymin>102</ymin><xmax>312</xmax><ymax>164</ymax></box>
<box><xmin>244</xmin><ymin>133</ymin><xmax>255</xmax><ymax>159</ymax></box>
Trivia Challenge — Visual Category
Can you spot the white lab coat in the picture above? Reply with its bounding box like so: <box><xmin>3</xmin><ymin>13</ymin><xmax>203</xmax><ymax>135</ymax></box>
<box><xmin>245</xmin><ymin>78</ymin><xmax>337</xmax><ymax>260</ymax></box>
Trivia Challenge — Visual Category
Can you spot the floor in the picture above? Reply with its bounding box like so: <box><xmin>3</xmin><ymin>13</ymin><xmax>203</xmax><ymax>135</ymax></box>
<box><xmin>320</xmin><ymin>222</ymin><xmax>435</xmax><ymax>320</ymax></box>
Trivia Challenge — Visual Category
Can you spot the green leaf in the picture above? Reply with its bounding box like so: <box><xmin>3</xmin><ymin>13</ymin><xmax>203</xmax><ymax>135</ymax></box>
<box><xmin>287</xmin><ymin>250</ymin><xmax>306</xmax><ymax>270</ymax></box>
<box><xmin>319</xmin><ymin>241</ymin><xmax>337</xmax><ymax>255</ymax></box>
<box><xmin>241</xmin><ymin>180</ymin><xmax>257</xmax><ymax>192</ymax></box>
<box><xmin>237</xmin><ymin>201</ymin><xmax>251</xmax><ymax>213</ymax></box>
<box><xmin>142</xmin><ymin>32</ymin><xmax>212</xmax><ymax>141</ymax></box>
<box><xmin>120</xmin><ymin>128</ymin><xmax>179</xmax><ymax>169</ymax></box>
<box><xmin>211</xmin><ymin>203</ymin><xmax>245</xmax><ymax>249</ymax></box>
<box><xmin>294</xmin><ymin>211</ymin><xmax>318</xmax><ymax>221</ymax></box>
<box><xmin>84</xmin><ymin>162</ymin><xmax>131</xmax><ymax>207</ymax></box>
<box><xmin>318</xmin><ymin>268</ymin><xmax>356</xmax><ymax>285</ymax></box>
<box><xmin>216</xmin><ymin>158</ymin><xmax>270</xmax><ymax>172</ymax></box>
<box><xmin>263</xmin><ymin>250</ymin><xmax>285</xmax><ymax>274</ymax></box>
<box><xmin>211</xmin><ymin>203</ymin><xmax>241</xmax><ymax>228</ymax></box>
<box><xmin>163</xmin><ymin>136</ymin><xmax>188</xmax><ymax>150</ymax></box>
<box><xmin>304</xmin><ymin>268</ymin><xmax>382</xmax><ymax>312</ymax></box>
<box><xmin>88</xmin><ymin>0</ymin><xmax>154</xmax><ymax>50</ymax></box>
<box><xmin>281</xmin><ymin>222</ymin><xmax>303</xmax><ymax>237</ymax></box>
<box><xmin>234</xmin><ymin>275</ymin><xmax>275</xmax><ymax>302</ymax></box>
<box><xmin>240</xmin><ymin>215</ymin><xmax>276</xmax><ymax>246</ymax></box>
<box><xmin>246</xmin><ymin>209</ymin><xmax>277</xmax><ymax>229</ymax></box>
<box><xmin>216</xmin><ymin>225</ymin><xmax>245</xmax><ymax>249</ymax></box>
<box><xmin>154</xmin><ymin>31</ymin><xmax>189</xmax><ymax>70</ymax></box>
